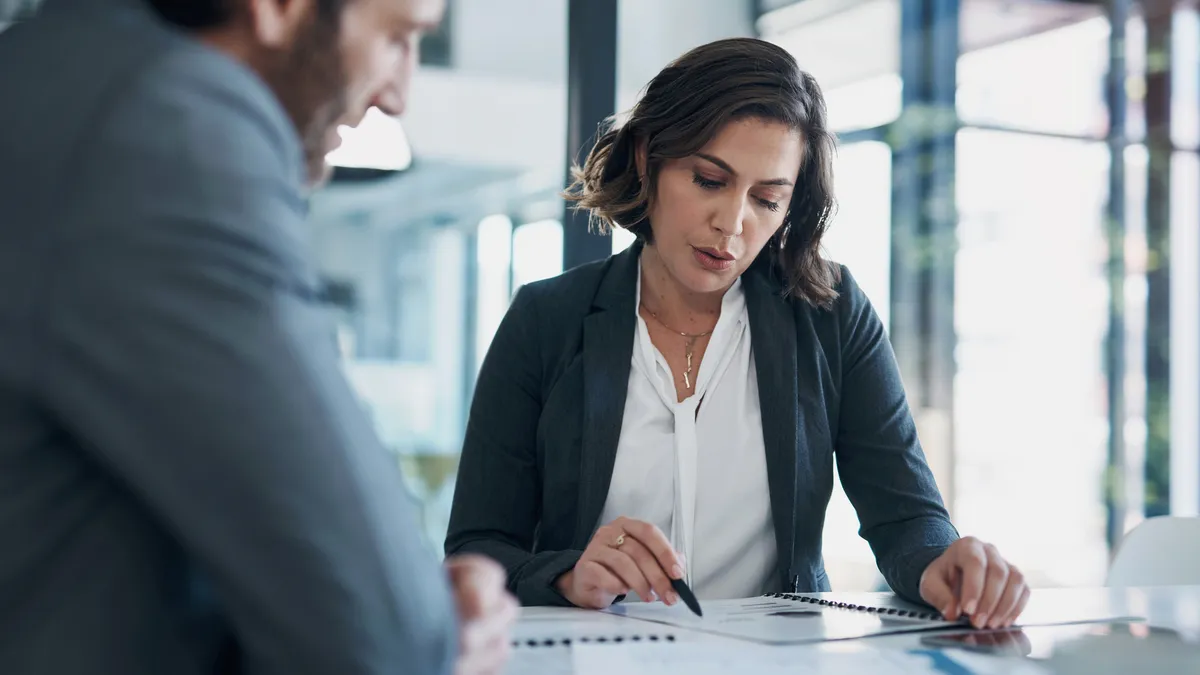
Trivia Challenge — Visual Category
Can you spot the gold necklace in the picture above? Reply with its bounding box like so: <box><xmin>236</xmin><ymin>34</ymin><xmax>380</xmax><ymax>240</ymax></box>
<box><xmin>640</xmin><ymin>303</ymin><xmax>715</xmax><ymax>390</ymax></box>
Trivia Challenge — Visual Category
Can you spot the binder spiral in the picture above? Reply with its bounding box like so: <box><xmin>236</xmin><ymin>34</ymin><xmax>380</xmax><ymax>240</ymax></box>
<box><xmin>765</xmin><ymin>593</ymin><xmax>945</xmax><ymax>622</ymax></box>
<box><xmin>512</xmin><ymin>633</ymin><xmax>677</xmax><ymax>648</ymax></box>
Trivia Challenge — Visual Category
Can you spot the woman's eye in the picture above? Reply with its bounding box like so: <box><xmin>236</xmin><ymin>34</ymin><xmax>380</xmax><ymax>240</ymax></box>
<box><xmin>756</xmin><ymin>197</ymin><xmax>781</xmax><ymax>212</ymax></box>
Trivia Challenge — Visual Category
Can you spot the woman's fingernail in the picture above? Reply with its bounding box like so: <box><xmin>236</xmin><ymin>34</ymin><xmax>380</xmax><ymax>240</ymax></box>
<box><xmin>669</xmin><ymin>592</ymin><xmax>679</xmax><ymax>605</ymax></box>
<box><xmin>671</xmin><ymin>565</ymin><xmax>684</xmax><ymax>579</ymax></box>
<box><xmin>975</xmin><ymin>613</ymin><xmax>989</xmax><ymax>628</ymax></box>
<box><xmin>649</xmin><ymin>590</ymin><xmax>658</xmax><ymax>601</ymax></box>
<box><xmin>963</xmin><ymin>600</ymin><xmax>977</xmax><ymax>615</ymax></box>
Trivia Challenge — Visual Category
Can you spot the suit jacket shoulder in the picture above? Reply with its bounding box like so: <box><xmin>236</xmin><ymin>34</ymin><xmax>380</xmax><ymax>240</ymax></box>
<box><xmin>519</xmin><ymin>253</ymin><xmax>614</xmax><ymax>313</ymax></box>
<box><xmin>509</xmin><ymin>253</ymin><xmax>622</xmax><ymax>382</ymax></box>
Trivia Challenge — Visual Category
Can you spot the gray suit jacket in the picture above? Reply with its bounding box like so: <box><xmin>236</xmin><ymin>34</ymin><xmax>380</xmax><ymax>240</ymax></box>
<box><xmin>446</xmin><ymin>242</ymin><xmax>959</xmax><ymax>607</ymax></box>
<box><xmin>0</xmin><ymin>1</ymin><xmax>456</xmax><ymax>673</ymax></box>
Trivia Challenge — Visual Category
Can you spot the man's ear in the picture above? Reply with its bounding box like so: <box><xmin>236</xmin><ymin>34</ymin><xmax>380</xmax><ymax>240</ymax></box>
<box><xmin>245</xmin><ymin>0</ymin><xmax>317</xmax><ymax>47</ymax></box>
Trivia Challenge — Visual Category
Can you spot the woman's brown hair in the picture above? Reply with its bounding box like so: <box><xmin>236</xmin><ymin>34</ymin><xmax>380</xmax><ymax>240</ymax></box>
<box><xmin>564</xmin><ymin>37</ymin><xmax>839</xmax><ymax>307</ymax></box>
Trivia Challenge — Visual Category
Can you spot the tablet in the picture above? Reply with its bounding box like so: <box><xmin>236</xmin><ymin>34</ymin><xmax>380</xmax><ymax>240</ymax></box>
<box><xmin>920</xmin><ymin>620</ymin><xmax>1197</xmax><ymax>664</ymax></box>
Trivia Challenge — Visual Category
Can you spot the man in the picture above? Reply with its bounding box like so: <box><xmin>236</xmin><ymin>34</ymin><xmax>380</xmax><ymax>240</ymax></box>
<box><xmin>0</xmin><ymin>1</ymin><xmax>515</xmax><ymax>674</ymax></box>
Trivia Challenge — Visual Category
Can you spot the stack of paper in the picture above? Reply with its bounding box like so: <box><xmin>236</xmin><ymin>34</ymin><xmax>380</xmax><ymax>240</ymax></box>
<box><xmin>571</xmin><ymin>641</ymin><xmax>1049</xmax><ymax>675</ymax></box>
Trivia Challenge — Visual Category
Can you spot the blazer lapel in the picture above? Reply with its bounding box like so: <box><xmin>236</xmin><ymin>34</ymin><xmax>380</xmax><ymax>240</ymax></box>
<box><xmin>573</xmin><ymin>243</ymin><xmax>641</xmax><ymax>547</ymax></box>
<box><xmin>743</xmin><ymin>262</ymin><xmax>800</xmax><ymax>591</ymax></box>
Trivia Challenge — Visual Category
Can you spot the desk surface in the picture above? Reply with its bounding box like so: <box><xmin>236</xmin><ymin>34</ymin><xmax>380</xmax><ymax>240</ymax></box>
<box><xmin>506</xmin><ymin>586</ymin><xmax>1200</xmax><ymax>674</ymax></box>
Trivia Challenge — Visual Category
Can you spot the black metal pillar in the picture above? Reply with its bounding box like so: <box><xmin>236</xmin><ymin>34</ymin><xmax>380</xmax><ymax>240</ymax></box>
<box><xmin>1144</xmin><ymin>1</ymin><xmax>1173</xmax><ymax>519</ymax></box>
<box><xmin>1103</xmin><ymin>0</ymin><xmax>1130</xmax><ymax>548</ymax></box>
<box><xmin>562</xmin><ymin>0</ymin><xmax>617</xmax><ymax>270</ymax></box>
<box><xmin>889</xmin><ymin>0</ymin><xmax>959</xmax><ymax>470</ymax></box>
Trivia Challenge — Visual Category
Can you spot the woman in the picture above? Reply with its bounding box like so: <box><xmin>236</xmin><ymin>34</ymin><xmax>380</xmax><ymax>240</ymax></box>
<box><xmin>446</xmin><ymin>38</ymin><xmax>1029</xmax><ymax>630</ymax></box>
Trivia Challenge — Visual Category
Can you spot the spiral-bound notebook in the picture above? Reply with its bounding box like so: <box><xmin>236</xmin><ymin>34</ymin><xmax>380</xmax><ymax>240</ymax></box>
<box><xmin>512</xmin><ymin>606</ymin><xmax>679</xmax><ymax>649</ymax></box>
<box><xmin>506</xmin><ymin>607</ymin><xmax>683</xmax><ymax>675</ymax></box>
<box><xmin>604</xmin><ymin>593</ymin><xmax>965</xmax><ymax>645</ymax></box>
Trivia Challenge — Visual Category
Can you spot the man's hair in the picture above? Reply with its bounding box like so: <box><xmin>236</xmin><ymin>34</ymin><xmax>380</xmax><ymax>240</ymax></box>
<box><xmin>564</xmin><ymin>37</ymin><xmax>839</xmax><ymax>308</ymax></box>
<box><xmin>144</xmin><ymin>0</ymin><xmax>349</xmax><ymax>29</ymax></box>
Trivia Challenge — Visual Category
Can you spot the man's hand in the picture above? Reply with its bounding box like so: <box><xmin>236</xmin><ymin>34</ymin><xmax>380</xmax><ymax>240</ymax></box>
<box><xmin>446</xmin><ymin>555</ymin><xmax>519</xmax><ymax>675</ymax></box>
<box><xmin>920</xmin><ymin>537</ymin><xmax>1030</xmax><ymax>629</ymax></box>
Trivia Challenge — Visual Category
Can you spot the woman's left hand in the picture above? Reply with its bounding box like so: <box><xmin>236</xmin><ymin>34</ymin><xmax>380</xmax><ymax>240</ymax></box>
<box><xmin>919</xmin><ymin>536</ymin><xmax>1030</xmax><ymax>629</ymax></box>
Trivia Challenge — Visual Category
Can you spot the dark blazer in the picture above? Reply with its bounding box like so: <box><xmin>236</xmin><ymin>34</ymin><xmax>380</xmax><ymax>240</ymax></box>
<box><xmin>446</xmin><ymin>241</ymin><xmax>958</xmax><ymax>607</ymax></box>
<box><xmin>0</xmin><ymin>1</ymin><xmax>455</xmax><ymax>673</ymax></box>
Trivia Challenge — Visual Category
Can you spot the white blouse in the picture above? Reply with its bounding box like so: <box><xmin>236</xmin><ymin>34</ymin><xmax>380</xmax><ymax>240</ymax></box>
<box><xmin>597</xmin><ymin>264</ymin><xmax>777</xmax><ymax>600</ymax></box>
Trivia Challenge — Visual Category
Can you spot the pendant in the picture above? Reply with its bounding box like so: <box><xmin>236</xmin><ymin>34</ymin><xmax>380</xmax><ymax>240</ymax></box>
<box><xmin>684</xmin><ymin>349</ymin><xmax>693</xmax><ymax>389</ymax></box>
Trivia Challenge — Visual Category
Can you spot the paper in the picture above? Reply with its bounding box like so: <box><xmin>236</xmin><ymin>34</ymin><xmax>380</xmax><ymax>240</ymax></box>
<box><xmin>572</xmin><ymin>641</ymin><xmax>1049</xmax><ymax>675</ymax></box>
<box><xmin>511</xmin><ymin>606</ymin><xmax>677</xmax><ymax>645</ymax></box>
<box><xmin>507</xmin><ymin>607</ymin><xmax>681</xmax><ymax>675</ymax></box>
<box><xmin>505</xmin><ymin>647</ymin><xmax>573</xmax><ymax>675</ymax></box>
<box><xmin>604</xmin><ymin>596</ymin><xmax>960</xmax><ymax>645</ymax></box>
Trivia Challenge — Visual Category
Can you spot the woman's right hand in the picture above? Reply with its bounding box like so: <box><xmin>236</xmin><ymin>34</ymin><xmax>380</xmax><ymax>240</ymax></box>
<box><xmin>554</xmin><ymin>516</ymin><xmax>686</xmax><ymax>609</ymax></box>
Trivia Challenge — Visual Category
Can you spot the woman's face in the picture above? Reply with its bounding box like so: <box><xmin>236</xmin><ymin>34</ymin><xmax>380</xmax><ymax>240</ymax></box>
<box><xmin>642</xmin><ymin>118</ymin><xmax>804</xmax><ymax>295</ymax></box>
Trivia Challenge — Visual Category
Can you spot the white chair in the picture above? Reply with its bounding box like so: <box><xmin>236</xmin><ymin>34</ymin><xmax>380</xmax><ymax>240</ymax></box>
<box><xmin>1107</xmin><ymin>516</ymin><xmax>1200</xmax><ymax>587</ymax></box>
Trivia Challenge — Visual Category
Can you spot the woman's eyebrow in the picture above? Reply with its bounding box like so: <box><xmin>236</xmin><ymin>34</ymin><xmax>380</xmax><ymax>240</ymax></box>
<box><xmin>694</xmin><ymin>152</ymin><xmax>794</xmax><ymax>187</ymax></box>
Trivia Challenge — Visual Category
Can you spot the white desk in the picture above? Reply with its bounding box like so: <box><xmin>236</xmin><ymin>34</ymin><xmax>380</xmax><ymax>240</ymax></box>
<box><xmin>505</xmin><ymin>586</ymin><xmax>1200</xmax><ymax>674</ymax></box>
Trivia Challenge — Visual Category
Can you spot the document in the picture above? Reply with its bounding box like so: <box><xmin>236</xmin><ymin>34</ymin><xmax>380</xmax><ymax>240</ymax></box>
<box><xmin>507</xmin><ymin>607</ymin><xmax>685</xmax><ymax>675</ymax></box>
<box><xmin>505</xmin><ymin>647</ymin><xmax>573</xmax><ymax>675</ymax></box>
<box><xmin>512</xmin><ymin>606</ymin><xmax>678</xmax><ymax>645</ymax></box>
<box><xmin>603</xmin><ymin>596</ymin><xmax>962</xmax><ymax>645</ymax></box>
<box><xmin>572</xmin><ymin>641</ymin><xmax>1049</xmax><ymax>675</ymax></box>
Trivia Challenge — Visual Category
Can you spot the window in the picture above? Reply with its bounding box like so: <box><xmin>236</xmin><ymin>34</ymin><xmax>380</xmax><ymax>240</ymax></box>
<box><xmin>394</xmin><ymin>237</ymin><xmax>432</xmax><ymax>362</ymax></box>
<box><xmin>954</xmin><ymin>129</ymin><xmax>1111</xmax><ymax>586</ymax></box>
<box><xmin>513</xmin><ymin>219</ymin><xmax>564</xmax><ymax>289</ymax></box>
<box><xmin>475</xmin><ymin>215</ymin><xmax>513</xmax><ymax>372</ymax></box>
<box><xmin>958</xmin><ymin>18</ymin><xmax>1111</xmax><ymax>139</ymax></box>
<box><xmin>612</xmin><ymin>226</ymin><xmax>636</xmax><ymax>255</ymax></box>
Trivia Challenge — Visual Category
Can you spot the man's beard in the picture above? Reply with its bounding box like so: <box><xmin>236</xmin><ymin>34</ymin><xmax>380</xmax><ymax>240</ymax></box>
<box><xmin>258</xmin><ymin>11</ymin><xmax>349</xmax><ymax>186</ymax></box>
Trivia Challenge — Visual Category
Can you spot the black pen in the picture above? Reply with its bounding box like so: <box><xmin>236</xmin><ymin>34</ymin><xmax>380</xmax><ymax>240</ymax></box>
<box><xmin>671</xmin><ymin>578</ymin><xmax>703</xmax><ymax>617</ymax></box>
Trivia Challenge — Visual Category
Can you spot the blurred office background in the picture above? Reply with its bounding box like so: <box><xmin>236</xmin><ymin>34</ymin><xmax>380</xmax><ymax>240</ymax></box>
<box><xmin>6</xmin><ymin>0</ymin><xmax>1199</xmax><ymax>594</ymax></box>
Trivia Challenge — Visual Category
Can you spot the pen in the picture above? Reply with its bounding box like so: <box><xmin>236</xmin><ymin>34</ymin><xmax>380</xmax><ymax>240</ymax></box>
<box><xmin>671</xmin><ymin>578</ymin><xmax>703</xmax><ymax>617</ymax></box>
